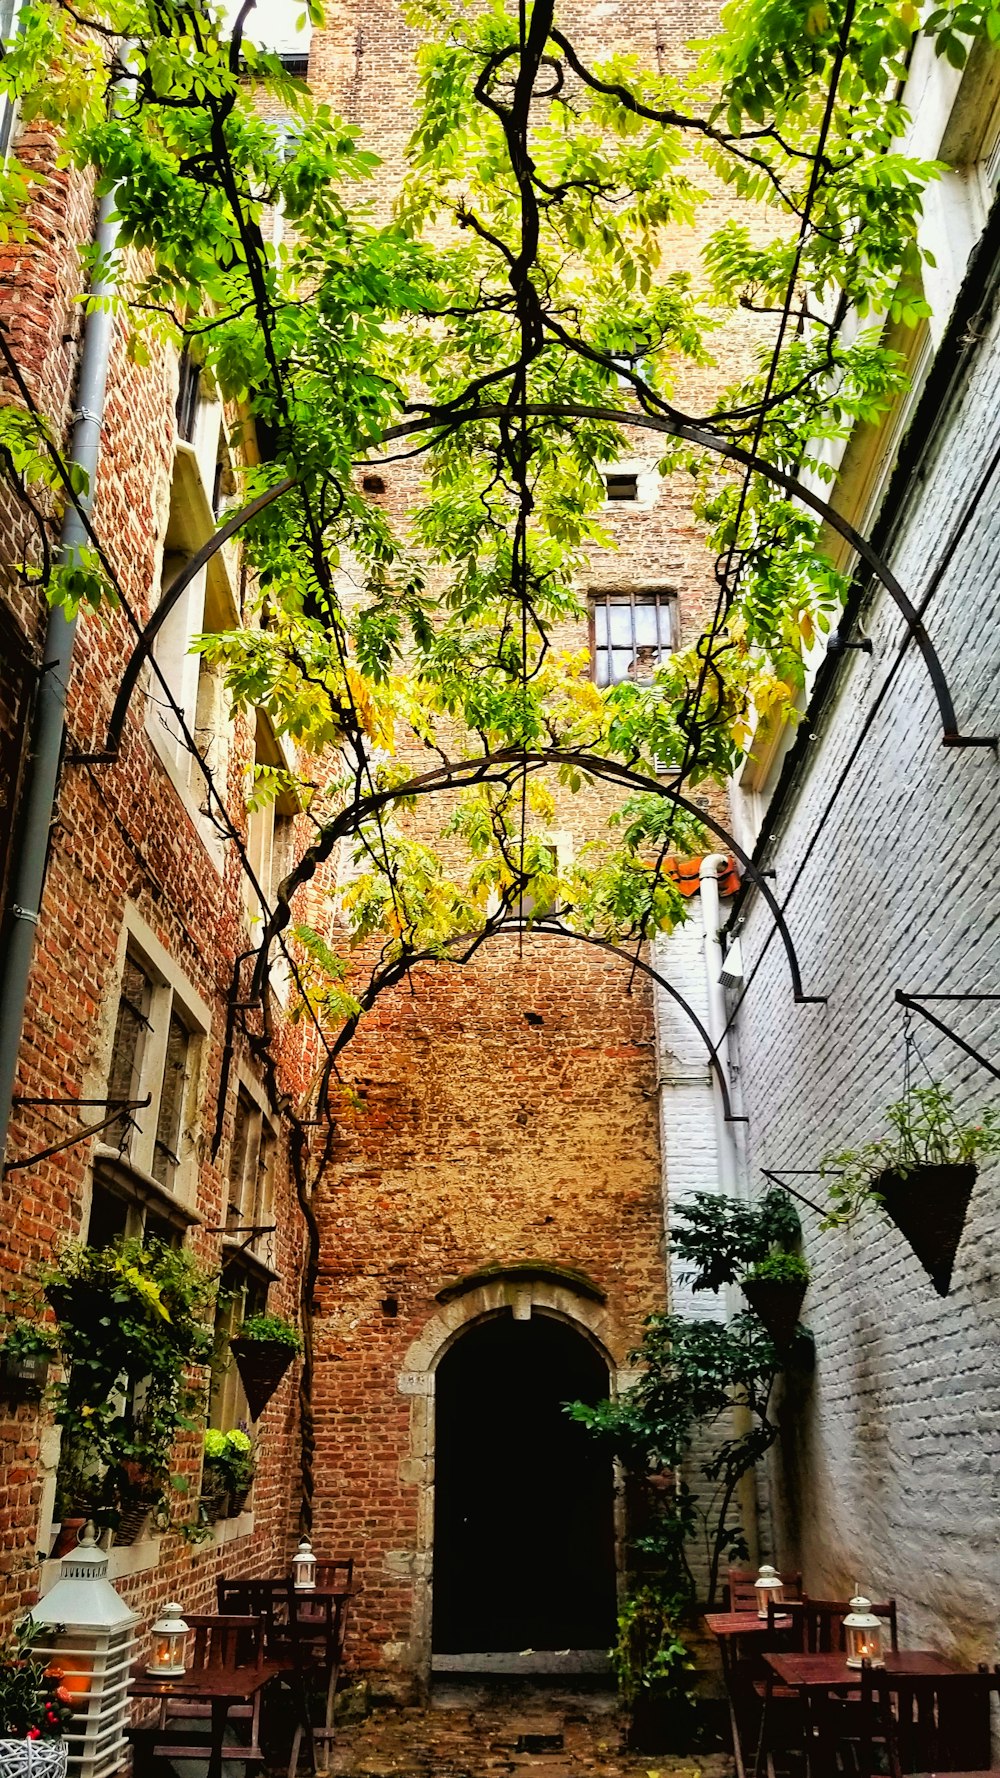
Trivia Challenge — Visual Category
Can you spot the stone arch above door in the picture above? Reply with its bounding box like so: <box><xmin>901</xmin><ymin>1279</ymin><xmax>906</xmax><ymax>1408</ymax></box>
<box><xmin>390</xmin><ymin>1269</ymin><xmax>638</xmax><ymax>1687</ymax></box>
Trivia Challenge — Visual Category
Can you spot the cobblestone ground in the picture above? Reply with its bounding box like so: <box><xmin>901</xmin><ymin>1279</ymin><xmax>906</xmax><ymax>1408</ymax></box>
<box><xmin>326</xmin><ymin>1682</ymin><xmax>735</xmax><ymax>1778</ymax></box>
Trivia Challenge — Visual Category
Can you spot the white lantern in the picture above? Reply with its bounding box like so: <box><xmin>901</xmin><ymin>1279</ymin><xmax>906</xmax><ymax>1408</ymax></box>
<box><xmin>31</xmin><ymin>1524</ymin><xmax>138</xmax><ymax>1778</ymax></box>
<box><xmin>754</xmin><ymin>1563</ymin><xmax>785</xmax><ymax>1619</ymax></box>
<box><xmin>292</xmin><ymin>1536</ymin><xmax>317</xmax><ymax>1592</ymax></box>
<box><xmin>146</xmin><ymin>1603</ymin><xmax>188</xmax><ymax>1677</ymax></box>
<box><xmin>843</xmin><ymin>1594</ymin><xmax>885</xmax><ymax>1668</ymax></box>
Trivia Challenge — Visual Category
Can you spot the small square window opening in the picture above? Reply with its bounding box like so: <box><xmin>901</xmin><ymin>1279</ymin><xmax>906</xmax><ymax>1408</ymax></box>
<box><xmin>604</xmin><ymin>472</ymin><xmax>639</xmax><ymax>502</ymax></box>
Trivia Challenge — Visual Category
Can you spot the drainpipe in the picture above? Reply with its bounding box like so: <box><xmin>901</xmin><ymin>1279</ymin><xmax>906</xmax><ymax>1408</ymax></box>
<box><xmin>700</xmin><ymin>852</ymin><xmax>760</xmax><ymax>1572</ymax></box>
<box><xmin>0</xmin><ymin>154</ymin><xmax>125</xmax><ymax>1171</ymax></box>
<box><xmin>699</xmin><ymin>854</ymin><xmax>739</xmax><ymax>1197</ymax></box>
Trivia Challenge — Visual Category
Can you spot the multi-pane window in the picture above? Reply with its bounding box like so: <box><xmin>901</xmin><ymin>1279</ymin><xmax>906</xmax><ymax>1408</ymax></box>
<box><xmin>0</xmin><ymin>0</ymin><xmax>23</xmax><ymax>163</ymax></box>
<box><xmin>591</xmin><ymin>591</ymin><xmax>675</xmax><ymax>688</ymax></box>
<box><xmin>175</xmin><ymin>349</ymin><xmax>202</xmax><ymax>443</ymax></box>
<box><xmin>88</xmin><ymin>943</ymin><xmax>204</xmax><ymax>1244</ymax></box>
<box><xmin>226</xmin><ymin>1088</ymin><xmax>276</xmax><ymax>1256</ymax></box>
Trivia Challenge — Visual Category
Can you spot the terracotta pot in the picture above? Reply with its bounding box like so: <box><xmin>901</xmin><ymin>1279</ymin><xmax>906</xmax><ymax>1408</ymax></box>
<box><xmin>875</xmin><ymin>1163</ymin><xmax>976</xmax><ymax>1296</ymax></box>
<box><xmin>51</xmin><ymin>1518</ymin><xmax>86</xmax><ymax>1559</ymax></box>
<box><xmin>230</xmin><ymin>1338</ymin><xmax>296</xmax><ymax>1420</ymax></box>
<box><xmin>741</xmin><ymin>1278</ymin><xmax>807</xmax><ymax>1349</ymax></box>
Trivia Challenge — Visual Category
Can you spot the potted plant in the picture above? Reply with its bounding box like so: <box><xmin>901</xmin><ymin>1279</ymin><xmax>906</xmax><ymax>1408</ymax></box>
<box><xmin>200</xmin><ymin>1433</ymin><xmax>232</xmax><ymax>1523</ymax></box>
<box><xmin>741</xmin><ymin>1252</ymin><xmax>810</xmax><ymax>1348</ymax></box>
<box><xmin>822</xmin><ymin>1086</ymin><xmax>1000</xmax><ymax>1295</ymax></box>
<box><xmin>0</xmin><ymin>1617</ymin><xmax>73</xmax><ymax>1778</ymax></box>
<box><xmin>230</xmin><ymin>1314</ymin><xmax>302</xmax><ymax>1421</ymax></box>
<box><xmin>612</xmin><ymin>1586</ymin><xmax>697</xmax><ymax>1752</ymax></box>
<box><xmin>43</xmin><ymin>1238</ymin><xmax>216</xmax><ymax>1537</ymax></box>
<box><xmin>0</xmin><ymin>1321</ymin><xmax>58</xmax><ymax>1395</ymax></box>
<box><xmin>201</xmin><ymin>1428</ymin><xmax>256</xmax><ymax>1517</ymax></box>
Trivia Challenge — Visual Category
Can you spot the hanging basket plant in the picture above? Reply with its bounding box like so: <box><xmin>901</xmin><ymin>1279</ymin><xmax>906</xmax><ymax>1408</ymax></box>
<box><xmin>230</xmin><ymin>1314</ymin><xmax>302</xmax><ymax>1421</ymax></box>
<box><xmin>741</xmin><ymin>1253</ymin><xmax>810</xmax><ymax>1347</ymax></box>
<box><xmin>823</xmin><ymin>1087</ymin><xmax>1000</xmax><ymax>1295</ymax></box>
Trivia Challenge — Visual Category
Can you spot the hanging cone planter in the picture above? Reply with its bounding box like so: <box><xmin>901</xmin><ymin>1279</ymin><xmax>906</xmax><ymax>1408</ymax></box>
<box><xmin>874</xmin><ymin>1163</ymin><xmax>976</xmax><ymax>1296</ymax></box>
<box><xmin>230</xmin><ymin>1337</ymin><xmax>296</xmax><ymax>1420</ymax></box>
<box><xmin>741</xmin><ymin>1278</ymin><xmax>807</xmax><ymax>1349</ymax></box>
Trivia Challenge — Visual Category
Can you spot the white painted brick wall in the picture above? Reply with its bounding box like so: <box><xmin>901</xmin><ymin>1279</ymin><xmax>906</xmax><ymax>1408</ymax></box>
<box><xmin>728</xmin><ymin>289</ymin><xmax>1000</xmax><ymax>1655</ymax></box>
<box><xmin>652</xmin><ymin>912</ymin><xmax>753</xmax><ymax>1599</ymax></box>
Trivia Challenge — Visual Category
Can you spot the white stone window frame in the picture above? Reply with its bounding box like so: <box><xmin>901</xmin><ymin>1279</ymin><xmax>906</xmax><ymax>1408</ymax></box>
<box><xmin>598</xmin><ymin>454</ymin><xmax>659</xmax><ymax>512</ymax></box>
<box><xmin>146</xmin><ymin>363</ymin><xmax>240</xmax><ymax>874</ymax></box>
<box><xmin>222</xmin><ymin>1067</ymin><xmax>280</xmax><ymax>1276</ymax></box>
<box><xmin>36</xmin><ymin>911</ymin><xmax>211</xmax><ymax>1567</ymax></box>
<box><xmin>243</xmin><ymin>711</ymin><xmax>299</xmax><ymax>1006</ymax></box>
<box><xmin>485</xmin><ymin>828</ymin><xmax>575</xmax><ymax>924</ymax></box>
<box><xmin>84</xmin><ymin>903</ymin><xmax>212</xmax><ymax>1229</ymax></box>
<box><xmin>0</xmin><ymin>0</ymin><xmax>25</xmax><ymax>164</ymax></box>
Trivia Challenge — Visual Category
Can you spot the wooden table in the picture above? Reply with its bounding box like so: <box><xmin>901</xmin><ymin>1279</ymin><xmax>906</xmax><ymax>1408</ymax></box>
<box><xmin>705</xmin><ymin>1613</ymin><xmax>795</xmax><ymax>1778</ymax></box>
<box><xmin>764</xmin><ymin>1650</ymin><xmax>968</xmax><ymax>1689</ymax></box>
<box><xmin>757</xmin><ymin>1651</ymin><xmax>971</xmax><ymax>1778</ymax></box>
<box><xmin>129</xmin><ymin>1660</ymin><xmax>285</xmax><ymax>1778</ymax></box>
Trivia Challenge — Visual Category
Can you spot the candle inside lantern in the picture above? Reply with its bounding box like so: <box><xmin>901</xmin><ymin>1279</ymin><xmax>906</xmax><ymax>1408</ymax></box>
<box><xmin>843</xmin><ymin>1594</ymin><xmax>885</xmax><ymax>1668</ymax></box>
<box><xmin>292</xmin><ymin>1536</ymin><xmax>317</xmax><ymax>1592</ymax></box>
<box><xmin>753</xmin><ymin>1564</ymin><xmax>785</xmax><ymax>1619</ymax></box>
<box><xmin>146</xmin><ymin>1603</ymin><xmax>189</xmax><ymax>1677</ymax></box>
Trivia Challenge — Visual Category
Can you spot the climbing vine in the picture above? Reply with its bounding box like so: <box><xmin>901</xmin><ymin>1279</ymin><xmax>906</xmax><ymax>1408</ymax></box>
<box><xmin>0</xmin><ymin>0</ymin><xmax>993</xmax><ymax>1109</ymax></box>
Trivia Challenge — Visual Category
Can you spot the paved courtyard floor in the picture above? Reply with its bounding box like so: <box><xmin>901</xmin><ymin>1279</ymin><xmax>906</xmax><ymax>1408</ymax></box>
<box><xmin>327</xmin><ymin>1681</ymin><xmax>734</xmax><ymax>1778</ymax></box>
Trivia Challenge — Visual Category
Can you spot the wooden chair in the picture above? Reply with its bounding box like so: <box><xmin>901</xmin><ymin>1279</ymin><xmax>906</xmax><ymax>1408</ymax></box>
<box><xmin>728</xmin><ymin>1568</ymin><xmax>803</xmax><ymax>1612</ymax></box>
<box><xmin>292</xmin><ymin>1590</ymin><xmax>351</xmax><ymax>1758</ymax></box>
<box><xmin>858</xmin><ymin>1666</ymin><xmax>1000</xmax><ymax>1778</ymax></box>
<box><xmin>129</xmin><ymin>1614</ymin><xmax>267</xmax><ymax>1776</ymax></box>
<box><xmin>315</xmin><ymin>1558</ymin><xmax>354</xmax><ymax>1593</ymax></box>
<box><xmin>216</xmin><ymin>1579</ymin><xmax>315</xmax><ymax>1778</ymax></box>
<box><xmin>804</xmin><ymin>1596</ymin><xmax>899</xmax><ymax>1655</ymax></box>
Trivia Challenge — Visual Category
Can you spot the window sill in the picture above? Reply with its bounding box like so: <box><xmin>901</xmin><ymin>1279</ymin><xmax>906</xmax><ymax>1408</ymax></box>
<box><xmin>213</xmin><ymin>1510</ymin><xmax>255</xmax><ymax>1546</ymax></box>
<box><xmin>39</xmin><ymin>1534</ymin><xmax>164</xmax><ymax>1594</ymax></box>
<box><xmin>92</xmin><ymin>1146</ymin><xmax>202</xmax><ymax>1230</ymax></box>
<box><xmin>221</xmin><ymin>1238</ymin><xmax>280</xmax><ymax>1285</ymax></box>
<box><xmin>144</xmin><ymin>717</ymin><xmax>228</xmax><ymax>878</ymax></box>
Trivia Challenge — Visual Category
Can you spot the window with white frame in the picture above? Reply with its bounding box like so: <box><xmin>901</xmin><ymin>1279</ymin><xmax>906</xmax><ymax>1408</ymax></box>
<box><xmin>0</xmin><ymin>0</ymin><xmax>24</xmax><ymax>164</ymax></box>
<box><xmin>590</xmin><ymin>591</ymin><xmax>675</xmax><ymax>687</ymax></box>
<box><xmin>244</xmin><ymin>712</ymin><xmax>296</xmax><ymax>931</ymax></box>
<box><xmin>87</xmin><ymin>939</ymin><xmax>207</xmax><ymax>1248</ymax></box>
<box><xmin>209</xmin><ymin>1084</ymin><xmax>278</xmax><ymax>1432</ymax></box>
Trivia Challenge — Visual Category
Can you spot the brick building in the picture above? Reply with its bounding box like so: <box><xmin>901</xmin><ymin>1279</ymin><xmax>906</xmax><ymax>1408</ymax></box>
<box><xmin>2</xmin><ymin>0</ymin><xmax>996</xmax><ymax>1720</ymax></box>
<box><xmin>0</xmin><ymin>0</ymin><xmax>751</xmax><ymax>1697</ymax></box>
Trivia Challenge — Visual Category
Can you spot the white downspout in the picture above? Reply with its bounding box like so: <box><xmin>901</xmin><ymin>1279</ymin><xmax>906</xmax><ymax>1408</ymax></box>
<box><xmin>700</xmin><ymin>853</ymin><xmax>759</xmax><ymax>1571</ymax></box>
<box><xmin>699</xmin><ymin>853</ymin><xmax>739</xmax><ymax>1196</ymax></box>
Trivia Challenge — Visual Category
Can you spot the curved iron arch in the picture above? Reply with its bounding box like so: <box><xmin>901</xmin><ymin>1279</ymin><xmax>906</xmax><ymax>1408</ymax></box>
<box><xmin>254</xmin><ymin>745</ymin><xmax>823</xmax><ymax>1012</ymax></box>
<box><xmin>378</xmin><ymin>400</ymin><xmax>986</xmax><ymax>744</ymax></box>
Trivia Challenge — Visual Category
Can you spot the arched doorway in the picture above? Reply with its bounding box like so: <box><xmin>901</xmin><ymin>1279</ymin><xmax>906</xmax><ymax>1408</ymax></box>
<box><xmin>431</xmin><ymin>1311</ymin><xmax>617</xmax><ymax>1654</ymax></box>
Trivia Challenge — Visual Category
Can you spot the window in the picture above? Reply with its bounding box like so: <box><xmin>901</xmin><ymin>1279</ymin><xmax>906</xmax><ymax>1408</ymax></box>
<box><xmin>210</xmin><ymin>1084</ymin><xmax>278</xmax><ymax>1433</ymax></box>
<box><xmin>225</xmin><ymin>1088</ymin><xmax>276</xmax><ymax>1258</ymax></box>
<box><xmin>175</xmin><ymin>349</ymin><xmax>202</xmax><ymax>444</ymax></box>
<box><xmin>0</xmin><ymin>0</ymin><xmax>24</xmax><ymax>163</ymax></box>
<box><xmin>87</xmin><ymin>933</ymin><xmax>208</xmax><ymax>1246</ymax></box>
<box><xmin>604</xmin><ymin>471</ymin><xmax>638</xmax><ymax>502</ymax></box>
<box><xmin>148</xmin><ymin>443</ymin><xmax>239</xmax><ymax>864</ymax></box>
<box><xmin>591</xmin><ymin>591</ymin><xmax>675</xmax><ymax>687</ymax></box>
<box><xmin>244</xmin><ymin>712</ymin><xmax>297</xmax><ymax>932</ymax></box>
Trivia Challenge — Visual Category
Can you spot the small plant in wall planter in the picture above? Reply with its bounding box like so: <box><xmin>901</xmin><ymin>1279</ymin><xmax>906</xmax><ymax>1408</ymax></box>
<box><xmin>230</xmin><ymin>1314</ymin><xmax>302</xmax><ymax>1421</ymax></box>
<box><xmin>741</xmin><ymin>1252</ymin><xmax>810</xmax><ymax>1350</ymax></box>
<box><xmin>0</xmin><ymin>1319</ymin><xmax>58</xmax><ymax>1395</ymax></box>
<box><xmin>202</xmin><ymin>1428</ymin><xmax>257</xmax><ymax>1517</ymax></box>
<box><xmin>822</xmin><ymin>1086</ymin><xmax>1000</xmax><ymax>1295</ymax></box>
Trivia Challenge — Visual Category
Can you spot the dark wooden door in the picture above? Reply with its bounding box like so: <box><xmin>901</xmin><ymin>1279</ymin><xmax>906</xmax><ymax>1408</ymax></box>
<box><xmin>432</xmin><ymin>1311</ymin><xmax>616</xmax><ymax>1653</ymax></box>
